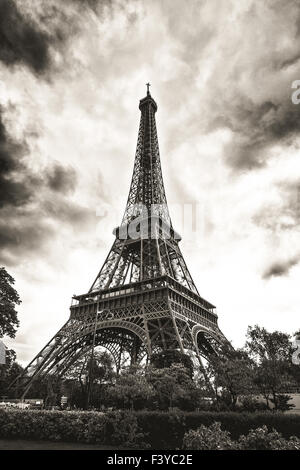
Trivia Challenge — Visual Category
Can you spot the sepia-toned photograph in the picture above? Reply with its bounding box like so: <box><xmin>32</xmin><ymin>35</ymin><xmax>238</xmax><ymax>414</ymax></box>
<box><xmin>0</xmin><ymin>0</ymin><xmax>299</xmax><ymax>459</ymax></box>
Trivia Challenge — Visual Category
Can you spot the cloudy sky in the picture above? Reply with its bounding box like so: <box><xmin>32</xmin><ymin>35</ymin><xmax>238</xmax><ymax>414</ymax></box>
<box><xmin>1</xmin><ymin>0</ymin><xmax>300</xmax><ymax>364</ymax></box>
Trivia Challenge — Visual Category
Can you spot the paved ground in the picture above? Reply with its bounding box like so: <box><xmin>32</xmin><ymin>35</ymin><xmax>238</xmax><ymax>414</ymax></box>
<box><xmin>0</xmin><ymin>439</ymin><xmax>119</xmax><ymax>450</ymax></box>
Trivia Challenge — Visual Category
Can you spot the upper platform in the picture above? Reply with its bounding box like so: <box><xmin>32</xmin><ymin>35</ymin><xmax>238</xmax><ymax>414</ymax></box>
<box><xmin>139</xmin><ymin>92</ymin><xmax>158</xmax><ymax>113</ymax></box>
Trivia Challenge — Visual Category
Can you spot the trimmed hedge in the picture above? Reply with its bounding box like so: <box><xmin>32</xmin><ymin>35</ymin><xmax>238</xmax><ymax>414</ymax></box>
<box><xmin>0</xmin><ymin>409</ymin><xmax>107</xmax><ymax>444</ymax></box>
<box><xmin>0</xmin><ymin>409</ymin><xmax>300</xmax><ymax>449</ymax></box>
<box><xmin>136</xmin><ymin>411</ymin><xmax>300</xmax><ymax>448</ymax></box>
<box><xmin>0</xmin><ymin>409</ymin><xmax>147</xmax><ymax>448</ymax></box>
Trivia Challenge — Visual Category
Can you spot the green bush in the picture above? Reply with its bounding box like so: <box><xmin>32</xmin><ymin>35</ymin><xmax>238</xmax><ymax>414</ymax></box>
<box><xmin>238</xmin><ymin>426</ymin><xmax>300</xmax><ymax>450</ymax></box>
<box><xmin>135</xmin><ymin>410</ymin><xmax>300</xmax><ymax>448</ymax></box>
<box><xmin>134</xmin><ymin>410</ymin><xmax>186</xmax><ymax>448</ymax></box>
<box><xmin>0</xmin><ymin>409</ymin><xmax>300</xmax><ymax>449</ymax></box>
<box><xmin>182</xmin><ymin>422</ymin><xmax>300</xmax><ymax>450</ymax></box>
<box><xmin>183</xmin><ymin>422</ymin><xmax>235</xmax><ymax>450</ymax></box>
<box><xmin>105</xmin><ymin>410</ymin><xmax>149</xmax><ymax>449</ymax></box>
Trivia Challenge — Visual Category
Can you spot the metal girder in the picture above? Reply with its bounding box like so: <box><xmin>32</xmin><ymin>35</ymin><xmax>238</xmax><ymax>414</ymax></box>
<box><xmin>88</xmin><ymin>92</ymin><xmax>199</xmax><ymax>295</ymax></box>
<box><xmin>12</xmin><ymin>90</ymin><xmax>229</xmax><ymax>398</ymax></box>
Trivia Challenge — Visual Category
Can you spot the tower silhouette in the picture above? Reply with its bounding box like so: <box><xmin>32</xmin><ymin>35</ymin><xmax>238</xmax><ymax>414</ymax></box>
<box><xmin>13</xmin><ymin>86</ymin><xmax>228</xmax><ymax>397</ymax></box>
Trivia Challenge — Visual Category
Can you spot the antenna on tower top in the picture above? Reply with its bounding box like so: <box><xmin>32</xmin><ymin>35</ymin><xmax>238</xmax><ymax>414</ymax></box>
<box><xmin>146</xmin><ymin>82</ymin><xmax>151</xmax><ymax>95</ymax></box>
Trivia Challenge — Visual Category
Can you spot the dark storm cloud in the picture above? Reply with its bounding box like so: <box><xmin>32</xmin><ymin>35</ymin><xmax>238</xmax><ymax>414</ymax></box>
<box><xmin>209</xmin><ymin>94</ymin><xmax>300</xmax><ymax>171</ymax></box>
<box><xmin>253</xmin><ymin>179</ymin><xmax>300</xmax><ymax>233</ymax></box>
<box><xmin>0</xmin><ymin>214</ymin><xmax>53</xmax><ymax>252</ymax></box>
<box><xmin>0</xmin><ymin>0</ymin><xmax>88</xmax><ymax>206</ymax></box>
<box><xmin>46</xmin><ymin>163</ymin><xmax>77</xmax><ymax>194</ymax></box>
<box><xmin>0</xmin><ymin>107</ymin><xmax>79</xmax><ymax>207</ymax></box>
<box><xmin>280</xmin><ymin>52</ymin><xmax>300</xmax><ymax>70</ymax></box>
<box><xmin>43</xmin><ymin>198</ymin><xmax>94</xmax><ymax>225</ymax></box>
<box><xmin>254</xmin><ymin>179</ymin><xmax>300</xmax><ymax>278</ymax></box>
<box><xmin>0</xmin><ymin>0</ymin><xmax>80</xmax><ymax>245</ymax></box>
<box><xmin>165</xmin><ymin>0</ymin><xmax>300</xmax><ymax>174</ymax></box>
<box><xmin>0</xmin><ymin>0</ymin><xmax>114</xmax><ymax>76</ymax></box>
<box><xmin>0</xmin><ymin>196</ymin><xmax>96</xmax><ymax>268</ymax></box>
<box><xmin>0</xmin><ymin>196</ymin><xmax>95</xmax><ymax>265</ymax></box>
<box><xmin>0</xmin><ymin>106</ymin><xmax>91</xmax><ymax>262</ymax></box>
<box><xmin>222</xmin><ymin>140</ymin><xmax>265</xmax><ymax>171</ymax></box>
<box><xmin>0</xmin><ymin>0</ymin><xmax>114</xmax><ymax>265</ymax></box>
<box><xmin>71</xmin><ymin>0</ymin><xmax>110</xmax><ymax>9</ymax></box>
<box><xmin>0</xmin><ymin>0</ymin><xmax>51</xmax><ymax>74</ymax></box>
<box><xmin>263</xmin><ymin>256</ymin><xmax>299</xmax><ymax>279</ymax></box>
<box><xmin>0</xmin><ymin>111</ymin><xmax>34</xmax><ymax>208</ymax></box>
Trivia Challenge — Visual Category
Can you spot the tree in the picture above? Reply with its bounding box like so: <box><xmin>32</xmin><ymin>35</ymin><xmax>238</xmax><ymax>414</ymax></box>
<box><xmin>27</xmin><ymin>375</ymin><xmax>63</xmax><ymax>405</ymax></box>
<box><xmin>207</xmin><ymin>346</ymin><xmax>256</xmax><ymax>410</ymax></box>
<box><xmin>0</xmin><ymin>267</ymin><xmax>21</xmax><ymax>338</ymax></box>
<box><xmin>246</xmin><ymin>325</ymin><xmax>296</xmax><ymax>410</ymax></box>
<box><xmin>150</xmin><ymin>349</ymin><xmax>194</xmax><ymax>378</ymax></box>
<box><xmin>0</xmin><ymin>349</ymin><xmax>23</xmax><ymax>397</ymax></box>
<box><xmin>64</xmin><ymin>349</ymin><xmax>115</xmax><ymax>409</ymax></box>
<box><xmin>147</xmin><ymin>363</ymin><xmax>200</xmax><ymax>411</ymax></box>
<box><xmin>105</xmin><ymin>362</ymin><xmax>204</xmax><ymax>411</ymax></box>
<box><xmin>107</xmin><ymin>365</ymin><xmax>154</xmax><ymax>410</ymax></box>
<box><xmin>0</xmin><ymin>268</ymin><xmax>22</xmax><ymax>397</ymax></box>
<box><xmin>246</xmin><ymin>325</ymin><xmax>292</xmax><ymax>362</ymax></box>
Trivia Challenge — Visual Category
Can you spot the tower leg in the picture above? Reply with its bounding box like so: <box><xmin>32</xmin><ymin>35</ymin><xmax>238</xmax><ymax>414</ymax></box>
<box><xmin>117</xmin><ymin>332</ymin><xmax>124</xmax><ymax>375</ymax></box>
<box><xmin>130</xmin><ymin>336</ymin><xmax>141</xmax><ymax>366</ymax></box>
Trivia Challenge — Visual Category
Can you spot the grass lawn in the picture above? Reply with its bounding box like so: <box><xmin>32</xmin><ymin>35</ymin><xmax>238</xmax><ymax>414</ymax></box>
<box><xmin>0</xmin><ymin>439</ymin><xmax>120</xmax><ymax>450</ymax></box>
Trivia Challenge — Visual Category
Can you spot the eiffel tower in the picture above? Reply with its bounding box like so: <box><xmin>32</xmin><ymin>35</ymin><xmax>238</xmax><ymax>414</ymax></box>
<box><xmin>13</xmin><ymin>85</ymin><xmax>228</xmax><ymax>398</ymax></box>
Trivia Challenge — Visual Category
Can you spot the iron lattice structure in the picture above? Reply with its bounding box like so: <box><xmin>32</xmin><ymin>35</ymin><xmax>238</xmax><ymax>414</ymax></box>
<box><xmin>13</xmin><ymin>88</ymin><xmax>228</xmax><ymax>398</ymax></box>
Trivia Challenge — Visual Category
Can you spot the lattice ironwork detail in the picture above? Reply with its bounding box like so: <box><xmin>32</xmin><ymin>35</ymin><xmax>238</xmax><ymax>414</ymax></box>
<box><xmin>11</xmin><ymin>88</ymin><xmax>229</xmax><ymax>398</ymax></box>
